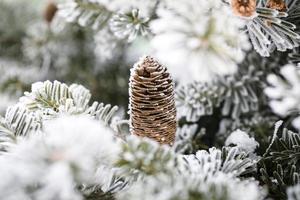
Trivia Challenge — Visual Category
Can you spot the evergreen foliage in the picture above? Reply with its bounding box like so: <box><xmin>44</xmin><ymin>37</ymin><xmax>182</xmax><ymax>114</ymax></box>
<box><xmin>1</xmin><ymin>0</ymin><xmax>300</xmax><ymax>199</ymax></box>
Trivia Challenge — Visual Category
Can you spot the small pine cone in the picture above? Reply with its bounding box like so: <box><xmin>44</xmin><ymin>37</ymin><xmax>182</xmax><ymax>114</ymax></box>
<box><xmin>266</xmin><ymin>0</ymin><xmax>287</xmax><ymax>12</ymax></box>
<box><xmin>129</xmin><ymin>56</ymin><xmax>177</xmax><ymax>146</ymax></box>
<box><xmin>44</xmin><ymin>1</ymin><xmax>58</xmax><ymax>24</ymax></box>
<box><xmin>231</xmin><ymin>0</ymin><xmax>257</xmax><ymax>17</ymax></box>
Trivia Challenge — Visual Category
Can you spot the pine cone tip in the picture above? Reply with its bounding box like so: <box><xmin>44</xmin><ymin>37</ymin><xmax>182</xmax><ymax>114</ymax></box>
<box><xmin>132</xmin><ymin>56</ymin><xmax>160</xmax><ymax>77</ymax></box>
<box><xmin>231</xmin><ymin>0</ymin><xmax>257</xmax><ymax>17</ymax></box>
<box><xmin>266</xmin><ymin>0</ymin><xmax>287</xmax><ymax>12</ymax></box>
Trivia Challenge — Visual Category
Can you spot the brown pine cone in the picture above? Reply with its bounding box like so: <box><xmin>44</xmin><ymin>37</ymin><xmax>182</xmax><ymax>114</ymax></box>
<box><xmin>266</xmin><ymin>0</ymin><xmax>287</xmax><ymax>12</ymax></box>
<box><xmin>129</xmin><ymin>56</ymin><xmax>177</xmax><ymax>146</ymax></box>
<box><xmin>44</xmin><ymin>1</ymin><xmax>58</xmax><ymax>24</ymax></box>
<box><xmin>231</xmin><ymin>0</ymin><xmax>257</xmax><ymax>17</ymax></box>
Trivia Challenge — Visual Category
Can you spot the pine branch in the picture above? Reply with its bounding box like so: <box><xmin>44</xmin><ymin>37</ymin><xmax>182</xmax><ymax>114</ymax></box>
<box><xmin>0</xmin><ymin>105</ymin><xmax>42</xmax><ymax>153</ymax></box>
<box><xmin>0</xmin><ymin>115</ymin><xmax>122</xmax><ymax>200</ymax></box>
<box><xmin>219</xmin><ymin>68</ymin><xmax>260</xmax><ymax>119</ymax></box>
<box><xmin>109</xmin><ymin>9</ymin><xmax>151</xmax><ymax>42</ymax></box>
<box><xmin>175</xmin><ymin>65</ymin><xmax>261</xmax><ymax>121</ymax></box>
<box><xmin>0</xmin><ymin>80</ymin><xmax>121</xmax><ymax>153</ymax></box>
<box><xmin>217</xmin><ymin>112</ymin><xmax>278</xmax><ymax>154</ymax></box>
<box><xmin>117</xmin><ymin>168</ymin><xmax>265</xmax><ymax>200</ymax></box>
<box><xmin>174</xmin><ymin>124</ymin><xmax>206</xmax><ymax>154</ymax></box>
<box><xmin>175</xmin><ymin>82</ymin><xmax>221</xmax><ymax>122</ymax></box>
<box><xmin>246</xmin><ymin>0</ymin><xmax>300</xmax><ymax>57</ymax></box>
<box><xmin>259</xmin><ymin>163</ymin><xmax>300</xmax><ymax>199</ymax></box>
<box><xmin>20</xmin><ymin>80</ymin><xmax>119</xmax><ymax>126</ymax></box>
<box><xmin>85</xmin><ymin>102</ymin><xmax>118</xmax><ymax>125</ymax></box>
<box><xmin>58</xmin><ymin>0</ymin><xmax>155</xmax><ymax>41</ymax></box>
<box><xmin>0</xmin><ymin>116</ymin><xmax>17</xmax><ymax>153</ymax></box>
<box><xmin>58</xmin><ymin>0</ymin><xmax>112</xmax><ymax>30</ymax></box>
<box><xmin>178</xmin><ymin>147</ymin><xmax>256</xmax><ymax>177</ymax></box>
<box><xmin>258</xmin><ymin>121</ymin><xmax>300</xmax><ymax>199</ymax></box>
<box><xmin>4</xmin><ymin>105</ymin><xmax>41</xmax><ymax>136</ymax></box>
<box><xmin>115</xmin><ymin>135</ymin><xmax>177</xmax><ymax>177</ymax></box>
<box><xmin>263</xmin><ymin>126</ymin><xmax>300</xmax><ymax>166</ymax></box>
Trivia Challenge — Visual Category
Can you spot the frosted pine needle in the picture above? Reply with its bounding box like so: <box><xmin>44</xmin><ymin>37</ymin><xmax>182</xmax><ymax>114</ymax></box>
<box><xmin>241</xmin><ymin>1</ymin><xmax>300</xmax><ymax>56</ymax></box>
<box><xmin>151</xmin><ymin>0</ymin><xmax>250</xmax><ymax>82</ymax></box>
<box><xmin>109</xmin><ymin>9</ymin><xmax>151</xmax><ymax>42</ymax></box>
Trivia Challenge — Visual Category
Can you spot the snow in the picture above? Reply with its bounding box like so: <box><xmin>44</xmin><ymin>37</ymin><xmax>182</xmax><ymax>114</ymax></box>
<box><xmin>225</xmin><ymin>129</ymin><xmax>259</xmax><ymax>153</ymax></box>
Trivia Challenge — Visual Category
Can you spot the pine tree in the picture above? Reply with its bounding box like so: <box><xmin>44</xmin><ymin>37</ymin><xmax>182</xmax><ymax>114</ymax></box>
<box><xmin>1</xmin><ymin>0</ymin><xmax>300</xmax><ymax>199</ymax></box>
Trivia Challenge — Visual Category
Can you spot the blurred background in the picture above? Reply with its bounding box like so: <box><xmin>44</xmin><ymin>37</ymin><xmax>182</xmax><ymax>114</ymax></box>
<box><xmin>0</xmin><ymin>0</ymin><xmax>151</xmax><ymax>115</ymax></box>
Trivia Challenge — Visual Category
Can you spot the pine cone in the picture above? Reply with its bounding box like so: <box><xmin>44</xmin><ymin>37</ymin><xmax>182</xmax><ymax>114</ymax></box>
<box><xmin>231</xmin><ymin>0</ymin><xmax>256</xmax><ymax>17</ymax></box>
<box><xmin>44</xmin><ymin>1</ymin><xmax>58</xmax><ymax>24</ymax></box>
<box><xmin>129</xmin><ymin>56</ymin><xmax>177</xmax><ymax>146</ymax></box>
<box><xmin>266</xmin><ymin>0</ymin><xmax>287</xmax><ymax>12</ymax></box>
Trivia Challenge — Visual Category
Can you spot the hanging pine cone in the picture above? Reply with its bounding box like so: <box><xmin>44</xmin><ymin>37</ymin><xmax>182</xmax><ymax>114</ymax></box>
<box><xmin>266</xmin><ymin>0</ymin><xmax>287</xmax><ymax>12</ymax></box>
<box><xmin>44</xmin><ymin>1</ymin><xmax>58</xmax><ymax>24</ymax></box>
<box><xmin>231</xmin><ymin>0</ymin><xmax>257</xmax><ymax>17</ymax></box>
<box><xmin>129</xmin><ymin>56</ymin><xmax>177</xmax><ymax>146</ymax></box>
